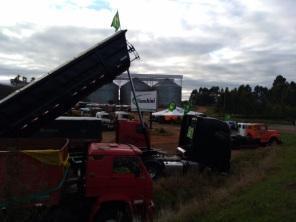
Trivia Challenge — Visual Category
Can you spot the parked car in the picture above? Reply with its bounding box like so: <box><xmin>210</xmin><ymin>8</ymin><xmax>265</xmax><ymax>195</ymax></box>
<box><xmin>225</xmin><ymin>120</ymin><xmax>238</xmax><ymax>131</ymax></box>
<box><xmin>115</xmin><ymin>111</ymin><xmax>133</xmax><ymax>121</ymax></box>
<box><xmin>95</xmin><ymin>111</ymin><xmax>114</xmax><ymax>130</ymax></box>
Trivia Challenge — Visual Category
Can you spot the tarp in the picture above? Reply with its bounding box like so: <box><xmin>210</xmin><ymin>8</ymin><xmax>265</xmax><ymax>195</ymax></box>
<box><xmin>152</xmin><ymin>107</ymin><xmax>184</xmax><ymax>116</ymax></box>
<box><xmin>22</xmin><ymin>149</ymin><xmax>69</xmax><ymax>166</ymax></box>
<box><xmin>152</xmin><ymin>107</ymin><xmax>205</xmax><ymax>117</ymax></box>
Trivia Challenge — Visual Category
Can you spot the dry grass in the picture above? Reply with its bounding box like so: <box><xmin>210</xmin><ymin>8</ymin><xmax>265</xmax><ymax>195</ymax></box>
<box><xmin>150</xmin><ymin>127</ymin><xmax>173</xmax><ymax>136</ymax></box>
<box><xmin>154</xmin><ymin>146</ymin><xmax>280</xmax><ymax>222</ymax></box>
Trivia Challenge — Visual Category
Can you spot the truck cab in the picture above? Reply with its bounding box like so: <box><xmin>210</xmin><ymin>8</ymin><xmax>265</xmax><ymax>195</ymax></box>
<box><xmin>177</xmin><ymin>115</ymin><xmax>231</xmax><ymax>172</ymax></box>
<box><xmin>237</xmin><ymin>122</ymin><xmax>253</xmax><ymax>137</ymax></box>
<box><xmin>0</xmin><ymin>140</ymin><xmax>154</xmax><ymax>222</ymax></box>
<box><xmin>84</xmin><ymin>143</ymin><xmax>153</xmax><ymax>221</ymax></box>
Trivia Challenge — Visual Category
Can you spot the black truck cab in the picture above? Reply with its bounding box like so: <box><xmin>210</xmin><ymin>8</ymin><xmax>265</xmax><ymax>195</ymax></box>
<box><xmin>177</xmin><ymin>115</ymin><xmax>231</xmax><ymax>172</ymax></box>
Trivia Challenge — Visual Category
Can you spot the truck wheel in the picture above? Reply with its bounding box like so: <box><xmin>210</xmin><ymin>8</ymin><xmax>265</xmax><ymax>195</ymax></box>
<box><xmin>268</xmin><ymin>137</ymin><xmax>278</xmax><ymax>146</ymax></box>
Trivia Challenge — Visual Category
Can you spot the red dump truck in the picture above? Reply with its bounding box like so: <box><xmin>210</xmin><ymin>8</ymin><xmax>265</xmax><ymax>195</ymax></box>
<box><xmin>0</xmin><ymin>139</ymin><xmax>153</xmax><ymax>222</ymax></box>
<box><xmin>0</xmin><ymin>30</ymin><xmax>154</xmax><ymax>221</ymax></box>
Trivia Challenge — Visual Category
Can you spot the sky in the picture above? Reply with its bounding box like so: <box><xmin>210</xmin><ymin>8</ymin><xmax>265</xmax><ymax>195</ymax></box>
<box><xmin>0</xmin><ymin>0</ymin><xmax>295</xmax><ymax>99</ymax></box>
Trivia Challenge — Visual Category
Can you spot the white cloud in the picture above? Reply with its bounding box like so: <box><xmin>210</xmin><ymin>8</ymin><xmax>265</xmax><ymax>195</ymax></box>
<box><xmin>0</xmin><ymin>0</ymin><xmax>295</xmax><ymax>100</ymax></box>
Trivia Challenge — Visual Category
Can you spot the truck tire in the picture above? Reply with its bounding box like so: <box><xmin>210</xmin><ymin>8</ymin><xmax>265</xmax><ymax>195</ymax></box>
<box><xmin>268</xmin><ymin>137</ymin><xmax>279</xmax><ymax>146</ymax></box>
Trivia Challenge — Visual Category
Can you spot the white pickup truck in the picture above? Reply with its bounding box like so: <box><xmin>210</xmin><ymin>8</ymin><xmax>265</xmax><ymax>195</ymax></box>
<box><xmin>115</xmin><ymin>111</ymin><xmax>133</xmax><ymax>121</ymax></box>
<box><xmin>95</xmin><ymin>111</ymin><xmax>114</xmax><ymax>129</ymax></box>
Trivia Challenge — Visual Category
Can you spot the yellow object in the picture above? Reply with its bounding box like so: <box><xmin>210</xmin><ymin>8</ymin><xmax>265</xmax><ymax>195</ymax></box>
<box><xmin>22</xmin><ymin>149</ymin><xmax>69</xmax><ymax>167</ymax></box>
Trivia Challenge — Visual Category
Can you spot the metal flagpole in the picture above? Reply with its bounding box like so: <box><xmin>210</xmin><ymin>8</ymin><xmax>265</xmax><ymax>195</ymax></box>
<box><xmin>127</xmin><ymin>69</ymin><xmax>144</xmax><ymax>125</ymax></box>
<box><xmin>127</xmin><ymin>69</ymin><xmax>150</xmax><ymax>149</ymax></box>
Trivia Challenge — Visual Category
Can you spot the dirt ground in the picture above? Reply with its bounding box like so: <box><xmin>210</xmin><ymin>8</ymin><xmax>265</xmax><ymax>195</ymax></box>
<box><xmin>101</xmin><ymin>122</ymin><xmax>180</xmax><ymax>154</ymax></box>
<box><xmin>102</xmin><ymin>121</ymin><xmax>296</xmax><ymax>157</ymax></box>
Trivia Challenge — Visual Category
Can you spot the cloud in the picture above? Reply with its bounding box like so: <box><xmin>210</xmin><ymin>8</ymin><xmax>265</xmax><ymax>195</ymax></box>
<box><xmin>0</xmin><ymin>25</ymin><xmax>113</xmax><ymax>77</ymax></box>
<box><xmin>0</xmin><ymin>0</ymin><xmax>295</xmax><ymax>100</ymax></box>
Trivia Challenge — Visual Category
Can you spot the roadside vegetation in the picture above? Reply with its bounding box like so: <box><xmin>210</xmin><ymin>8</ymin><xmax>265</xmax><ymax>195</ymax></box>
<box><xmin>151</xmin><ymin>127</ymin><xmax>173</xmax><ymax>136</ymax></box>
<box><xmin>154</xmin><ymin>133</ymin><xmax>296</xmax><ymax>222</ymax></box>
<box><xmin>189</xmin><ymin>75</ymin><xmax>296</xmax><ymax>120</ymax></box>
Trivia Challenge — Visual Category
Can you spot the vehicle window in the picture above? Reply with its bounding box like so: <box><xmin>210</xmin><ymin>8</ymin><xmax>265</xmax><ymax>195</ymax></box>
<box><xmin>187</xmin><ymin>126</ymin><xmax>194</xmax><ymax>139</ymax></box>
<box><xmin>122</xmin><ymin>114</ymin><xmax>129</xmax><ymax>119</ymax></box>
<box><xmin>113</xmin><ymin>157</ymin><xmax>142</xmax><ymax>176</ymax></box>
<box><xmin>260</xmin><ymin>125</ymin><xmax>267</xmax><ymax>130</ymax></box>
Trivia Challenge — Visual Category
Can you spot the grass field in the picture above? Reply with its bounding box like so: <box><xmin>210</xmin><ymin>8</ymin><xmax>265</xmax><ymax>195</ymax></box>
<box><xmin>154</xmin><ymin>133</ymin><xmax>296</xmax><ymax>222</ymax></box>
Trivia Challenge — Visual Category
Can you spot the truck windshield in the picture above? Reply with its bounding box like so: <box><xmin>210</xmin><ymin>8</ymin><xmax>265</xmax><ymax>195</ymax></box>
<box><xmin>121</xmin><ymin>114</ymin><xmax>129</xmax><ymax>119</ymax></box>
<box><xmin>181</xmin><ymin>117</ymin><xmax>198</xmax><ymax>147</ymax></box>
<box><xmin>113</xmin><ymin>157</ymin><xmax>141</xmax><ymax>176</ymax></box>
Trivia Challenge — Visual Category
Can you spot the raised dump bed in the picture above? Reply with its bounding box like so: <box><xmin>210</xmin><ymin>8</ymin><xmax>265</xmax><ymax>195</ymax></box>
<box><xmin>0</xmin><ymin>30</ymin><xmax>130</xmax><ymax>137</ymax></box>
<box><xmin>0</xmin><ymin>139</ymin><xmax>69</xmax><ymax>207</ymax></box>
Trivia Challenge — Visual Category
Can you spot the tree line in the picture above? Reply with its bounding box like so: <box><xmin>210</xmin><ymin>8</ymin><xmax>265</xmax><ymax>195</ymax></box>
<box><xmin>189</xmin><ymin>75</ymin><xmax>296</xmax><ymax>119</ymax></box>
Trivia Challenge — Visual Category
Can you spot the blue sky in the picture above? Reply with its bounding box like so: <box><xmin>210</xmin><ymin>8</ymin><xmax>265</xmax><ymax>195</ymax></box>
<box><xmin>0</xmin><ymin>0</ymin><xmax>295</xmax><ymax>98</ymax></box>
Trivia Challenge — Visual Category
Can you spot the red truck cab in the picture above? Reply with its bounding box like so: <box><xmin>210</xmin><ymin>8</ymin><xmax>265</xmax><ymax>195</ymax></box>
<box><xmin>85</xmin><ymin>143</ymin><xmax>154</xmax><ymax>221</ymax></box>
<box><xmin>0</xmin><ymin>140</ymin><xmax>153</xmax><ymax>222</ymax></box>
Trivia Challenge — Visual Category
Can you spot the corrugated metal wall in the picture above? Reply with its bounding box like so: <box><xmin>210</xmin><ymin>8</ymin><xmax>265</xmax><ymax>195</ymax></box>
<box><xmin>153</xmin><ymin>79</ymin><xmax>181</xmax><ymax>107</ymax></box>
<box><xmin>87</xmin><ymin>82</ymin><xmax>119</xmax><ymax>104</ymax></box>
<box><xmin>120</xmin><ymin>78</ymin><xmax>151</xmax><ymax>105</ymax></box>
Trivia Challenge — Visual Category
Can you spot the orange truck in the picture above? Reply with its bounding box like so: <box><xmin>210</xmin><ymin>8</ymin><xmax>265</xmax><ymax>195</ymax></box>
<box><xmin>237</xmin><ymin>122</ymin><xmax>281</xmax><ymax>146</ymax></box>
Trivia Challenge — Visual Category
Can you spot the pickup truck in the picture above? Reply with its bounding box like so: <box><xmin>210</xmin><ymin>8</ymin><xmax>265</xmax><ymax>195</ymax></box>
<box><xmin>240</xmin><ymin>122</ymin><xmax>281</xmax><ymax>145</ymax></box>
<box><xmin>95</xmin><ymin>111</ymin><xmax>114</xmax><ymax>130</ymax></box>
<box><xmin>231</xmin><ymin>122</ymin><xmax>281</xmax><ymax>148</ymax></box>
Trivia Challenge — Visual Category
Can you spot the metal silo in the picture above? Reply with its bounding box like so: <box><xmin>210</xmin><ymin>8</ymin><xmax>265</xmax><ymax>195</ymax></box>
<box><xmin>153</xmin><ymin>79</ymin><xmax>181</xmax><ymax>107</ymax></box>
<box><xmin>87</xmin><ymin>82</ymin><xmax>119</xmax><ymax>104</ymax></box>
<box><xmin>120</xmin><ymin>78</ymin><xmax>151</xmax><ymax>105</ymax></box>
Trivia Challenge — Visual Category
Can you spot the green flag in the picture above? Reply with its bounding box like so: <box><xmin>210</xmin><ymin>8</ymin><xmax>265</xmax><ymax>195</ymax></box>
<box><xmin>224</xmin><ymin>114</ymin><xmax>231</xmax><ymax>121</ymax></box>
<box><xmin>168</xmin><ymin>102</ymin><xmax>176</xmax><ymax>112</ymax></box>
<box><xmin>183</xmin><ymin>101</ymin><xmax>192</xmax><ymax>114</ymax></box>
<box><xmin>111</xmin><ymin>11</ymin><xmax>120</xmax><ymax>31</ymax></box>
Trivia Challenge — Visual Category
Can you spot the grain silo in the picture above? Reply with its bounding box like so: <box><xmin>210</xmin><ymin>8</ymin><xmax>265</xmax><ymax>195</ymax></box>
<box><xmin>120</xmin><ymin>78</ymin><xmax>151</xmax><ymax>105</ymax></box>
<box><xmin>153</xmin><ymin>78</ymin><xmax>181</xmax><ymax>107</ymax></box>
<box><xmin>87</xmin><ymin>82</ymin><xmax>119</xmax><ymax>104</ymax></box>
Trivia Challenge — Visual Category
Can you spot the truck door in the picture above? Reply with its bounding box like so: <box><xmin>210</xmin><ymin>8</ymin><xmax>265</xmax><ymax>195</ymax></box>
<box><xmin>178</xmin><ymin>116</ymin><xmax>198</xmax><ymax>156</ymax></box>
<box><xmin>258</xmin><ymin>124</ymin><xmax>269</xmax><ymax>143</ymax></box>
<box><xmin>85</xmin><ymin>155</ymin><xmax>113</xmax><ymax>197</ymax></box>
